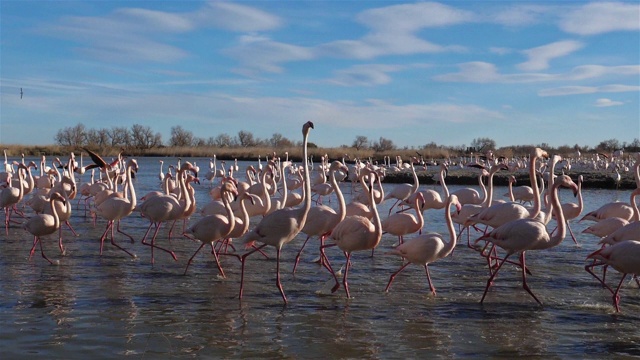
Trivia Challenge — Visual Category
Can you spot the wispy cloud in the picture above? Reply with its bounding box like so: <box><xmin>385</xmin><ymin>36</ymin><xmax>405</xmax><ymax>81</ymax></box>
<box><xmin>327</xmin><ymin>63</ymin><xmax>430</xmax><ymax>86</ymax></box>
<box><xmin>560</xmin><ymin>2</ymin><xmax>640</xmax><ymax>35</ymax></box>
<box><xmin>517</xmin><ymin>40</ymin><xmax>584</xmax><ymax>71</ymax></box>
<box><xmin>595</xmin><ymin>98</ymin><xmax>624</xmax><ymax>107</ymax></box>
<box><xmin>539</xmin><ymin>84</ymin><xmax>640</xmax><ymax>96</ymax></box>
<box><xmin>435</xmin><ymin>62</ymin><xmax>640</xmax><ymax>83</ymax></box>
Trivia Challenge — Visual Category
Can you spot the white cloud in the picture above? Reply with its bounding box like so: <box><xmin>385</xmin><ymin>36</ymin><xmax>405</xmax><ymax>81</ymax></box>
<box><xmin>518</xmin><ymin>40</ymin><xmax>584</xmax><ymax>71</ymax></box>
<box><xmin>191</xmin><ymin>1</ymin><xmax>281</xmax><ymax>32</ymax></box>
<box><xmin>490</xmin><ymin>47</ymin><xmax>512</xmax><ymax>55</ymax></box>
<box><xmin>560</xmin><ymin>2</ymin><xmax>640</xmax><ymax>35</ymax></box>
<box><xmin>539</xmin><ymin>84</ymin><xmax>640</xmax><ymax>96</ymax></box>
<box><xmin>490</xmin><ymin>4</ymin><xmax>550</xmax><ymax>27</ymax></box>
<box><xmin>225</xmin><ymin>36</ymin><xmax>315</xmax><ymax>75</ymax></box>
<box><xmin>595</xmin><ymin>98</ymin><xmax>624</xmax><ymax>107</ymax></box>
<box><xmin>327</xmin><ymin>63</ymin><xmax>430</xmax><ymax>87</ymax></box>
<box><xmin>436</xmin><ymin>62</ymin><xmax>640</xmax><ymax>84</ymax></box>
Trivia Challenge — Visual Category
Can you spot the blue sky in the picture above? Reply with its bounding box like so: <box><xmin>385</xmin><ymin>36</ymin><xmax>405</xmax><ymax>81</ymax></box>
<box><xmin>1</xmin><ymin>1</ymin><xmax>639</xmax><ymax>149</ymax></box>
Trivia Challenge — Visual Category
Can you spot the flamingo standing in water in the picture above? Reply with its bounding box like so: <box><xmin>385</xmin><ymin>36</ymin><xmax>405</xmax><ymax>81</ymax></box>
<box><xmin>94</xmin><ymin>159</ymin><xmax>139</xmax><ymax>258</ymax></box>
<box><xmin>237</xmin><ymin>121</ymin><xmax>314</xmax><ymax>304</ymax></box>
<box><xmin>385</xmin><ymin>194</ymin><xmax>461</xmax><ymax>296</ymax></box>
<box><xmin>23</xmin><ymin>192</ymin><xmax>66</xmax><ymax>265</ymax></box>
<box><xmin>293</xmin><ymin>161</ymin><xmax>349</xmax><ymax>273</ymax></box>
<box><xmin>138</xmin><ymin>162</ymin><xmax>197</xmax><ymax>264</ymax></box>
<box><xmin>1</xmin><ymin>162</ymin><xmax>27</xmax><ymax>235</ymax></box>
<box><xmin>183</xmin><ymin>180</ymin><xmax>238</xmax><ymax>276</ymax></box>
<box><xmin>319</xmin><ymin>168</ymin><xmax>382</xmax><ymax>298</ymax></box>
<box><xmin>587</xmin><ymin>240</ymin><xmax>640</xmax><ymax>312</ymax></box>
<box><xmin>382</xmin><ymin>158</ymin><xmax>418</xmax><ymax>214</ymax></box>
<box><xmin>478</xmin><ymin>174</ymin><xmax>579</xmax><ymax>305</ymax></box>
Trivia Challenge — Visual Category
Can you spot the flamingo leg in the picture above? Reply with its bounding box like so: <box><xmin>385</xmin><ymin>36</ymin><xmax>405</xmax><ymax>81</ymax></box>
<box><xmin>184</xmin><ymin>241</ymin><xmax>206</xmax><ymax>275</ymax></box>
<box><xmin>566</xmin><ymin>221</ymin><xmax>578</xmax><ymax>245</ymax></box>
<box><xmin>210</xmin><ymin>242</ymin><xmax>225</xmax><ymax>278</ymax></box>
<box><xmin>99</xmin><ymin>221</ymin><xmax>113</xmax><ymax>255</ymax></box>
<box><xmin>116</xmin><ymin>220</ymin><xmax>135</xmax><ymax>244</ymax></box>
<box><xmin>612</xmin><ymin>273</ymin><xmax>627</xmax><ymax>312</ymax></box>
<box><xmin>519</xmin><ymin>252</ymin><xmax>542</xmax><ymax>305</ymax></box>
<box><xmin>239</xmin><ymin>244</ymin><xmax>268</xmax><ymax>300</ymax></box>
<box><xmin>275</xmin><ymin>248</ymin><xmax>287</xmax><ymax>304</ymax></box>
<box><xmin>110</xmin><ymin>221</ymin><xmax>135</xmax><ymax>258</ymax></box>
<box><xmin>319</xmin><ymin>243</ymin><xmax>340</xmax><ymax>293</ymax></box>
<box><xmin>384</xmin><ymin>262</ymin><xmax>410</xmax><ymax>292</ymax></box>
<box><xmin>38</xmin><ymin>237</ymin><xmax>54</xmax><ymax>265</ymax></box>
<box><xmin>343</xmin><ymin>253</ymin><xmax>353</xmax><ymax>299</ymax></box>
<box><xmin>292</xmin><ymin>235</ymin><xmax>312</xmax><ymax>274</ymax></box>
<box><xmin>425</xmin><ymin>264</ymin><xmax>437</xmax><ymax>296</ymax></box>
<box><xmin>481</xmin><ymin>253</ymin><xmax>511</xmax><ymax>304</ymax></box>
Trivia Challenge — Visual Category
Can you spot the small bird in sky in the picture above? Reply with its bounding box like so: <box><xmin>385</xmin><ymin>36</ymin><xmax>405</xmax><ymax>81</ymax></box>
<box><xmin>20</xmin><ymin>88</ymin><xmax>23</xmax><ymax>99</ymax></box>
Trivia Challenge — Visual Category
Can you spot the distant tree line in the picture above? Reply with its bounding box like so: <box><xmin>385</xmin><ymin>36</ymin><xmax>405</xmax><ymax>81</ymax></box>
<box><xmin>54</xmin><ymin>123</ymin><xmax>640</xmax><ymax>157</ymax></box>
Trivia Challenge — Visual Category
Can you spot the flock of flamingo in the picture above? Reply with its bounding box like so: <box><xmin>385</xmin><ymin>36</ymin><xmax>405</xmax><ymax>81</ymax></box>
<box><xmin>1</xmin><ymin>121</ymin><xmax>639</xmax><ymax>313</ymax></box>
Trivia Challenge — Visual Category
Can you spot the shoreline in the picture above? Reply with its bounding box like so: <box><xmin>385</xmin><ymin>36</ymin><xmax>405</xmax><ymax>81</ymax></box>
<box><xmin>382</xmin><ymin>168</ymin><xmax>637</xmax><ymax>190</ymax></box>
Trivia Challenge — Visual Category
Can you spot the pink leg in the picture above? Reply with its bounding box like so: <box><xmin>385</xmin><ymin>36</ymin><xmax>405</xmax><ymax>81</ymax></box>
<box><xmin>292</xmin><ymin>235</ymin><xmax>312</xmax><ymax>274</ymax></box>
<box><xmin>481</xmin><ymin>253</ymin><xmax>511</xmax><ymax>304</ymax></box>
<box><xmin>612</xmin><ymin>273</ymin><xmax>627</xmax><ymax>312</ymax></box>
<box><xmin>519</xmin><ymin>252</ymin><xmax>542</xmax><ymax>305</ymax></box>
<box><xmin>116</xmin><ymin>220</ymin><xmax>135</xmax><ymax>244</ymax></box>
<box><xmin>275</xmin><ymin>248</ymin><xmax>287</xmax><ymax>304</ymax></box>
<box><xmin>184</xmin><ymin>242</ymin><xmax>206</xmax><ymax>275</ymax></box>
<box><xmin>343</xmin><ymin>253</ymin><xmax>353</xmax><ymax>298</ymax></box>
<box><xmin>425</xmin><ymin>264</ymin><xmax>436</xmax><ymax>296</ymax></box>
<box><xmin>319</xmin><ymin>242</ymin><xmax>340</xmax><ymax>293</ymax></box>
<box><xmin>239</xmin><ymin>244</ymin><xmax>268</xmax><ymax>300</ymax></box>
<box><xmin>99</xmin><ymin>221</ymin><xmax>113</xmax><ymax>255</ymax></box>
<box><xmin>385</xmin><ymin>262</ymin><xmax>410</xmax><ymax>292</ymax></box>
<box><xmin>37</xmin><ymin>237</ymin><xmax>54</xmax><ymax>265</ymax></box>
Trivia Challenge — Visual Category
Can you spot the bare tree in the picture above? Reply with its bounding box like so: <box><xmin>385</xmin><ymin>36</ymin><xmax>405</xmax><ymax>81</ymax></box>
<box><xmin>269</xmin><ymin>133</ymin><xmax>293</xmax><ymax>148</ymax></box>
<box><xmin>209</xmin><ymin>133</ymin><xmax>232</xmax><ymax>147</ymax></box>
<box><xmin>85</xmin><ymin>128</ymin><xmax>109</xmax><ymax>148</ymax></box>
<box><xmin>352</xmin><ymin>135</ymin><xmax>369</xmax><ymax>150</ymax></box>
<box><xmin>470</xmin><ymin>137</ymin><xmax>496</xmax><ymax>152</ymax></box>
<box><xmin>131</xmin><ymin>124</ymin><xmax>162</xmax><ymax>149</ymax></box>
<box><xmin>107</xmin><ymin>126</ymin><xmax>131</xmax><ymax>147</ymax></box>
<box><xmin>237</xmin><ymin>130</ymin><xmax>256</xmax><ymax>147</ymax></box>
<box><xmin>169</xmin><ymin>125</ymin><xmax>195</xmax><ymax>147</ymax></box>
<box><xmin>372</xmin><ymin>136</ymin><xmax>395</xmax><ymax>152</ymax></box>
<box><xmin>54</xmin><ymin>123</ymin><xmax>87</xmax><ymax>147</ymax></box>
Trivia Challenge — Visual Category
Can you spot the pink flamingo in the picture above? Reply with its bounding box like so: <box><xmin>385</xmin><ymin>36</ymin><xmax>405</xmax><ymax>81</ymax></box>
<box><xmin>381</xmin><ymin>192</ymin><xmax>425</xmax><ymax>251</ymax></box>
<box><xmin>237</xmin><ymin>121</ymin><xmax>314</xmax><ymax>303</ymax></box>
<box><xmin>503</xmin><ymin>176</ymin><xmax>534</xmax><ymax>205</ymax></box>
<box><xmin>582</xmin><ymin>217</ymin><xmax>629</xmax><ymax>239</ymax></box>
<box><xmin>382</xmin><ymin>158</ymin><xmax>418</xmax><ymax>214</ymax></box>
<box><xmin>384</xmin><ymin>194</ymin><xmax>461</xmax><ymax>295</ymax></box>
<box><xmin>94</xmin><ymin>159</ymin><xmax>139</xmax><ymax>258</ymax></box>
<box><xmin>183</xmin><ymin>180</ymin><xmax>238</xmax><ymax>276</ymax></box>
<box><xmin>138</xmin><ymin>162</ymin><xmax>197</xmax><ymax>264</ymax></box>
<box><xmin>450</xmin><ymin>168</ymin><xmax>487</xmax><ymax>206</ymax></box>
<box><xmin>319</xmin><ymin>168</ymin><xmax>382</xmax><ymax>298</ymax></box>
<box><xmin>293</xmin><ymin>161</ymin><xmax>349</xmax><ymax>273</ymax></box>
<box><xmin>478</xmin><ymin>174</ymin><xmax>579</xmax><ymax>305</ymax></box>
<box><xmin>0</xmin><ymin>162</ymin><xmax>27</xmax><ymax>235</ymax></box>
<box><xmin>587</xmin><ymin>240</ymin><xmax>640</xmax><ymax>312</ymax></box>
<box><xmin>23</xmin><ymin>192</ymin><xmax>66</xmax><ymax>265</ymax></box>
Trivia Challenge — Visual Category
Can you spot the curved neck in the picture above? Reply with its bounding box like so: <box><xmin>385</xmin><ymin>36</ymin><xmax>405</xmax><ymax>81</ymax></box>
<box><xmin>330</xmin><ymin>168</ymin><xmax>347</xmax><ymax>222</ymax></box>
<box><xmin>630</xmin><ymin>188</ymin><xmax>640</xmax><ymax>222</ymax></box>
<box><xmin>478</xmin><ymin>173</ymin><xmax>487</xmax><ymax>202</ymax></box>
<box><xmin>547</xmin><ymin>181</ymin><xmax>566</xmax><ymax>248</ymax></box>
<box><xmin>439</xmin><ymin>166</ymin><xmax>449</xmax><ymax>199</ymax></box>
<box><xmin>126</xmin><ymin>163</ymin><xmax>136</xmax><ymax>212</ymax></box>
<box><xmin>49</xmin><ymin>197</ymin><xmax>61</xmax><ymax>229</ymax></box>
<box><xmin>444</xmin><ymin>196</ymin><xmax>457</xmax><ymax>254</ymax></box>
<box><xmin>222</xmin><ymin>189</ymin><xmax>235</xmax><ymax>236</ymax></box>
<box><xmin>527</xmin><ymin>154</ymin><xmax>543</xmax><ymax>220</ymax></box>
<box><xmin>507</xmin><ymin>178</ymin><xmax>515</xmax><ymax>202</ymax></box>
<box><xmin>301</xmin><ymin>129</ymin><xmax>312</xmax><ymax>223</ymax></box>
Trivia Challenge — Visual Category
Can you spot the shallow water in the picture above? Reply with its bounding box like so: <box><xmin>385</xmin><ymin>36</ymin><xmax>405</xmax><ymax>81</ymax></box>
<box><xmin>1</xmin><ymin>157</ymin><xmax>639</xmax><ymax>358</ymax></box>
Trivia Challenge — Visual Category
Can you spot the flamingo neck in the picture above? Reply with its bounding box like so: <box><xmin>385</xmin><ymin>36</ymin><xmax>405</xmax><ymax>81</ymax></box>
<box><xmin>439</xmin><ymin>166</ymin><xmax>449</xmax><ymax>200</ymax></box>
<box><xmin>527</xmin><ymin>153</ymin><xmax>544</xmax><ymax>220</ymax></box>
<box><xmin>547</xmin><ymin>181</ymin><xmax>566</xmax><ymax>248</ymax></box>
<box><xmin>444</xmin><ymin>197</ymin><xmax>457</xmax><ymax>255</ymax></box>
<box><xmin>331</xmin><ymin>167</ymin><xmax>347</xmax><ymax>222</ymax></box>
